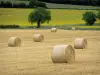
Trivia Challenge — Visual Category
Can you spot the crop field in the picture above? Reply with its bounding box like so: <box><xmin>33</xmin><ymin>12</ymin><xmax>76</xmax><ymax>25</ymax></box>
<box><xmin>0</xmin><ymin>29</ymin><xmax>100</xmax><ymax>75</ymax></box>
<box><xmin>0</xmin><ymin>8</ymin><xmax>99</xmax><ymax>26</ymax></box>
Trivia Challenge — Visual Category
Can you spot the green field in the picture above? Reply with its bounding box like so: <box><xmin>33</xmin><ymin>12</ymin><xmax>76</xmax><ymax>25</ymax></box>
<box><xmin>0</xmin><ymin>8</ymin><xmax>99</xmax><ymax>26</ymax></box>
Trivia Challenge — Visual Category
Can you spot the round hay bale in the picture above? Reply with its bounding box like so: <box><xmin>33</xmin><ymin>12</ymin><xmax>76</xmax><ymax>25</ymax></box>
<box><xmin>51</xmin><ymin>45</ymin><xmax>75</xmax><ymax>63</ymax></box>
<box><xmin>8</xmin><ymin>37</ymin><xmax>21</xmax><ymax>47</ymax></box>
<box><xmin>72</xmin><ymin>27</ymin><xmax>75</xmax><ymax>30</ymax></box>
<box><xmin>51</xmin><ymin>27</ymin><xmax>57</xmax><ymax>32</ymax></box>
<box><xmin>74</xmin><ymin>38</ymin><xmax>87</xmax><ymax>49</ymax></box>
<box><xmin>33</xmin><ymin>34</ymin><xmax>44</xmax><ymax>42</ymax></box>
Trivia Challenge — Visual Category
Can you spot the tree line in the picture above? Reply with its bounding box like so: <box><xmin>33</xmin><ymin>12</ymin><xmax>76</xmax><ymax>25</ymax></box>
<box><xmin>39</xmin><ymin>0</ymin><xmax>100</xmax><ymax>6</ymax></box>
<box><xmin>0</xmin><ymin>0</ymin><xmax>100</xmax><ymax>8</ymax></box>
<box><xmin>0</xmin><ymin>0</ymin><xmax>47</xmax><ymax>8</ymax></box>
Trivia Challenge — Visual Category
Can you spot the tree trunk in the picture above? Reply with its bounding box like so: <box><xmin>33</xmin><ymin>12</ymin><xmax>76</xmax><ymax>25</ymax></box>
<box><xmin>37</xmin><ymin>20</ymin><xmax>41</xmax><ymax>28</ymax></box>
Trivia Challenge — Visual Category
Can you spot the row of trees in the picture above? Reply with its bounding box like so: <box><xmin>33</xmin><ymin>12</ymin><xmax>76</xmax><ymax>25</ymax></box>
<box><xmin>0</xmin><ymin>1</ymin><xmax>28</xmax><ymax>8</ymax></box>
<box><xmin>28</xmin><ymin>7</ymin><xmax>100</xmax><ymax>28</ymax></box>
<box><xmin>29</xmin><ymin>0</ymin><xmax>47</xmax><ymax>8</ymax></box>
<box><xmin>0</xmin><ymin>0</ymin><xmax>100</xmax><ymax>8</ymax></box>
<box><xmin>39</xmin><ymin>0</ymin><xmax>100</xmax><ymax>6</ymax></box>
<box><xmin>0</xmin><ymin>0</ymin><xmax>47</xmax><ymax>8</ymax></box>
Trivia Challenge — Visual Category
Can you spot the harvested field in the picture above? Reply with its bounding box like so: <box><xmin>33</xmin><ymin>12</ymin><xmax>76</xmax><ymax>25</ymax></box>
<box><xmin>0</xmin><ymin>29</ymin><xmax>100</xmax><ymax>75</ymax></box>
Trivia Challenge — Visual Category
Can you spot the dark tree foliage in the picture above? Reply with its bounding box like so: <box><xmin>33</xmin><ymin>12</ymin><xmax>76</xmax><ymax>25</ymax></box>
<box><xmin>18</xmin><ymin>3</ymin><xmax>27</xmax><ymax>8</ymax></box>
<box><xmin>29</xmin><ymin>0</ymin><xmax>47</xmax><ymax>8</ymax></box>
<box><xmin>29</xmin><ymin>0</ymin><xmax>38</xmax><ymax>8</ymax></box>
<box><xmin>97</xmin><ymin>10</ymin><xmax>100</xmax><ymax>19</ymax></box>
<box><xmin>82</xmin><ymin>12</ymin><xmax>96</xmax><ymax>25</ymax></box>
<box><xmin>37</xmin><ymin>2</ymin><xmax>47</xmax><ymax>8</ymax></box>
<box><xmin>38</xmin><ymin>0</ymin><xmax>100</xmax><ymax>6</ymax></box>
<box><xmin>0</xmin><ymin>0</ymin><xmax>99</xmax><ymax>8</ymax></box>
<box><xmin>0</xmin><ymin>1</ymin><xmax>29</xmax><ymax>8</ymax></box>
<box><xmin>0</xmin><ymin>1</ymin><xmax>12</xmax><ymax>8</ymax></box>
<box><xmin>12</xmin><ymin>3</ymin><xmax>28</xmax><ymax>8</ymax></box>
<box><xmin>28</xmin><ymin>7</ymin><xmax>51</xmax><ymax>28</ymax></box>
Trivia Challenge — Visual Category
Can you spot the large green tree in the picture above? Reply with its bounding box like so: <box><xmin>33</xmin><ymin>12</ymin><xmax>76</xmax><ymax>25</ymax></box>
<box><xmin>28</xmin><ymin>7</ymin><xmax>51</xmax><ymax>28</ymax></box>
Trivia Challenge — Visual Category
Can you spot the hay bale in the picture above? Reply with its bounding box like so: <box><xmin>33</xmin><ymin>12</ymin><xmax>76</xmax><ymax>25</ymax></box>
<box><xmin>51</xmin><ymin>27</ymin><xmax>57</xmax><ymax>32</ymax></box>
<box><xmin>72</xmin><ymin>27</ymin><xmax>75</xmax><ymax>30</ymax></box>
<box><xmin>8</xmin><ymin>37</ymin><xmax>21</xmax><ymax>47</ymax></box>
<box><xmin>74</xmin><ymin>38</ymin><xmax>87</xmax><ymax>49</ymax></box>
<box><xmin>51</xmin><ymin>45</ymin><xmax>75</xmax><ymax>63</ymax></box>
<box><xmin>33</xmin><ymin>34</ymin><xmax>44</xmax><ymax>42</ymax></box>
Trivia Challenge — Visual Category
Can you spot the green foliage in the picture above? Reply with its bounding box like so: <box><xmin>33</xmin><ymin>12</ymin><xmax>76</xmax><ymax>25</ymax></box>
<box><xmin>97</xmin><ymin>10</ymin><xmax>100</xmax><ymax>19</ymax></box>
<box><xmin>29</xmin><ymin>0</ymin><xmax>38</xmax><ymax>8</ymax></box>
<box><xmin>82</xmin><ymin>12</ymin><xmax>96</xmax><ymax>25</ymax></box>
<box><xmin>0</xmin><ymin>1</ymin><xmax>12</xmax><ymax>8</ymax></box>
<box><xmin>28</xmin><ymin>7</ymin><xmax>51</xmax><ymax>28</ymax></box>
<box><xmin>0</xmin><ymin>0</ymin><xmax>99</xmax><ymax>9</ymax></box>
<box><xmin>0</xmin><ymin>25</ymin><xmax>20</xmax><ymax>29</ymax></box>
<box><xmin>39</xmin><ymin>0</ymin><xmax>100</xmax><ymax>6</ymax></box>
<box><xmin>37</xmin><ymin>2</ymin><xmax>47</xmax><ymax>8</ymax></box>
<box><xmin>29</xmin><ymin>0</ymin><xmax>47</xmax><ymax>8</ymax></box>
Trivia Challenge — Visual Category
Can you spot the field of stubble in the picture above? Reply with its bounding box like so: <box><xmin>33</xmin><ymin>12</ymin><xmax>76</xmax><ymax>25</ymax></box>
<box><xmin>0</xmin><ymin>29</ymin><xmax>100</xmax><ymax>75</ymax></box>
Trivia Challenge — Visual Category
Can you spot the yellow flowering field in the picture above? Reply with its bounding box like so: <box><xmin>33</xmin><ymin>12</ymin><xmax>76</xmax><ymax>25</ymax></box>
<box><xmin>0</xmin><ymin>8</ymin><xmax>99</xmax><ymax>26</ymax></box>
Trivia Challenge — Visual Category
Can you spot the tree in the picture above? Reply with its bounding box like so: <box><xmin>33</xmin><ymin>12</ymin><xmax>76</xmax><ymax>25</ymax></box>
<box><xmin>97</xmin><ymin>10</ymin><xmax>100</xmax><ymax>19</ymax></box>
<box><xmin>28</xmin><ymin>7</ymin><xmax>51</xmax><ymax>28</ymax></box>
<box><xmin>29</xmin><ymin>0</ymin><xmax>38</xmax><ymax>8</ymax></box>
<box><xmin>18</xmin><ymin>3</ymin><xmax>27</xmax><ymax>8</ymax></box>
<box><xmin>82</xmin><ymin>12</ymin><xmax>96</xmax><ymax>25</ymax></box>
<box><xmin>37</xmin><ymin>2</ymin><xmax>47</xmax><ymax>8</ymax></box>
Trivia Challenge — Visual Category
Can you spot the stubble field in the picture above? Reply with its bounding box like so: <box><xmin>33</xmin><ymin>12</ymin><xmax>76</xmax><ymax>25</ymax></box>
<box><xmin>0</xmin><ymin>29</ymin><xmax>100</xmax><ymax>75</ymax></box>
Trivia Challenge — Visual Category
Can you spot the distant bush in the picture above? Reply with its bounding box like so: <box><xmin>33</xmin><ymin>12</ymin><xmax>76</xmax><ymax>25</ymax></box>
<box><xmin>82</xmin><ymin>12</ymin><xmax>96</xmax><ymax>25</ymax></box>
<box><xmin>0</xmin><ymin>25</ymin><xmax>20</xmax><ymax>29</ymax></box>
